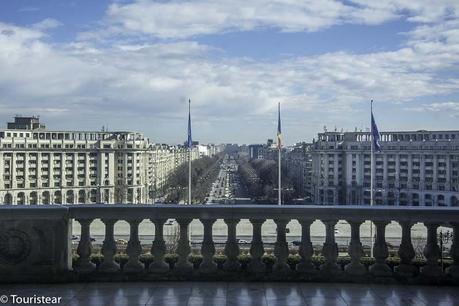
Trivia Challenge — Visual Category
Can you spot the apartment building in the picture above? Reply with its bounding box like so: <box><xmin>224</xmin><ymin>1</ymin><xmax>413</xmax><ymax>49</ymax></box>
<box><xmin>284</xmin><ymin>143</ymin><xmax>313</xmax><ymax>200</ymax></box>
<box><xmin>311</xmin><ymin>130</ymin><xmax>459</xmax><ymax>206</ymax></box>
<box><xmin>0</xmin><ymin>116</ymin><xmax>204</xmax><ymax>205</ymax></box>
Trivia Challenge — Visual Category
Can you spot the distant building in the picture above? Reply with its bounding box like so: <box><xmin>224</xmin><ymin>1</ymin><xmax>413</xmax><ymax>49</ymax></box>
<box><xmin>311</xmin><ymin>130</ymin><xmax>459</xmax><ymax>206</ymax></box>
<box><xmin>7</xmin><ymin>116</ymin><xmax>45</xmax><ymax>130</ymax></box>
<box><xmin>284</xmin><ymin>143</ymin><xmax>313</xmax><ymax>200</ymax></box>
<box><xmin>248</xmin><ymin>144</ymin><xmax>264</xmax><ymax>159</ymax></box>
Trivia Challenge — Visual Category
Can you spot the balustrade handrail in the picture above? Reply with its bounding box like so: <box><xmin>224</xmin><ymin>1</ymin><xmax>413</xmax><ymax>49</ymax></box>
<box><xmin>1</xmin><ymin>204</ymin><xmax>459</xmax><ymax>224</ymax></box>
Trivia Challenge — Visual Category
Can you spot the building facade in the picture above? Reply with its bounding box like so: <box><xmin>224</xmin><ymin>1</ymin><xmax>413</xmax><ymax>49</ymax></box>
<box><xmin>311</xmin><ymin>130</ymin><xmax>459</xmax><ymax>206</ymax></box>
<box><xmin>0</xmin><ymin>116</ymin><xmax>207</xmax><ymax>205</ymax></box>
<box><xmin>284</xmin><ymin>143</ymin><xmax>313</xmax><ymax>200</ymax></box>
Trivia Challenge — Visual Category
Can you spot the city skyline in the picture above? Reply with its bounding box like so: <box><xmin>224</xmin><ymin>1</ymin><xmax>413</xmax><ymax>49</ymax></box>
<box><xmin>0</xmin><ymin>1</ymin><xmax>458</xmax><ymax>145</ymax></box>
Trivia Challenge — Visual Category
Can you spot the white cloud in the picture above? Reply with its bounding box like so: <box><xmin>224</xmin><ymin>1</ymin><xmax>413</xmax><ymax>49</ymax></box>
<box><xmin>91</xmin><ymin>0</ymin><xmax>459</xmax><ymax>39</ymax></box>
<box><xmin>1</xmin><ymin>1</ymin><xmax>459</xmax><ymax>142</ymax></box>
<box><xmin>407</xmin><ymin>102</ymin><xmax>459</xmax><ymax>116</ymax></box>
<box><xmin>32</xmin><ymin>18</ymin><xmax>62</xmax><ymax>31</ymax></box>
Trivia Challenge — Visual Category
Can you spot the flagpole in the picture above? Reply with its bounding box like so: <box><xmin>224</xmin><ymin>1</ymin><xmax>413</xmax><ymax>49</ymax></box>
<box><xmin>188</xmin><ymin>99</ymin><xmax>192</xmax><ymax>205</ymax></box>
<box><xmin>187</xmin><ymin>99</ymin><xmax>192</xmax><ymax>244</ymax></box>
<box><xmin>278</xmin><ymin>143</ymin><xmax>281</xmax><ymax>206</ymax></box>
<box><xmin>278</xmin><ymin>103</ymin><xmax>282</xmax><ymax>206</ymax></box>
<box><xmin>370</xmin><ymin>100</ymin><xmax>374</xmax><ymax>258</ymax></box>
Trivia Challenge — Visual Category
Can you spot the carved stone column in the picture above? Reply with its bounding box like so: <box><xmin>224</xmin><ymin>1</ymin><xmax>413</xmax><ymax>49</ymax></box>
<box><xmin>223</xmin><ymin>219</ymin><xmax>240</xmax><ymax>271</ymax></box>
<box><xmin>174</xmin><ymin>218</ymin><xmax>193</xmax><ymax>273</ymax></box>
<box><xmin>149</xmin><ymin>218</ymin><xmax>169</xmax><ymax>273</ymax></box>
<box><xmin>395</xmin><ymin>221</ymin><xmax>417</xmax><ymax>277</ymax></box>
<box><xmin>446</xmin><ymin>222</ymin><xmax>459</xmax><ymax>279</ymax></box>
<box><xmin>369</xmin><ymin>221</ymin><xmax>392</xmax><ymax>276</ymax></box>
<box><xmin>420</xmin><ymin>222</ymin><xmax>443</xmax><ymax>278</ymax></box>
<box><xmin>124</xmin><ymin>219</ymin><xmax>144</xmax><ymax>273</ymax></box>
<box><xmin>273</xmin><ymin>219</ymin><xmax>290</xmax><ymax>274</ymax></box>
<box><xmin>320</xmin><ymin>220</ymin><xmax>341</xmax><ymax>274</ymax></box>
<box><xmin>296</xmin><ymin>218</ymin><xmax>315</xmax><ymax>273</ymax></box>
<box><xmin>99</xmin><ymin>219</ymin><xmax>120</xmax><ymax>272</ymax></box>
<box><xmin>74</xmin><ymin>219</ymin><xmax>96</xmax><ymax>273</ymax></box>
<box><xmin>248</xmin><ymin>219</ymin><xmax>266</xmax><ymax>273</ymax></box>
<box><xmin>199</xmin><ymin>219</ymin><xmax>217</xmax><ymax>273</ymax></box>
<box><xmin>345</xmin><ymin>220</ymin><xmax>366</xmax><ymax>276</ymax></box>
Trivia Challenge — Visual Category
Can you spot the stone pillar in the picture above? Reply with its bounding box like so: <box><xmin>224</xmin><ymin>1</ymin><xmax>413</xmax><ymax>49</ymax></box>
<box><xmin>395</xmin><ymin>221</ymin><xmax>417</xmax><ymax>277</ymax></box>
<box><xmin>149</xmin><ymin>218</ymin><xmax>169</xmax><ymax>273</ymax></box>
<box><xmin>446</xmin><ymin>222</ymin><xmax>459</xmax><ymax>279</ymax></box>
<box><xmin>174</xmin><ymin>218</ymin><xmax>193</xmax><ymax>273</ymax></box>
<box><xmin>223</xmin><ymin>219</ymin><xmax>240</xmax><ymax>271</ymax></box>
<box><xmin>124</xmin><ymin>219</ymin><xmax>144</xmax><ymax>273</ymax></box>
<box><xmin>74</xmin><ymin>219</ymin><xmax>96</xmax><ymax>273</ymax></box>
<box><xmin>99</xmin><ymin>219</ymin><xmax>120</xmax><ymax>272</ymax></box>
<box><xmin>369</xmin><ymin>221</ymin><xmax>392</xmax><ymax>276</ymax></box>
<box><xmin>248</xmin><ymin>219</ymin><xmax>266</xmax><ymax>273</ymax></box>
<box><xmin>345</xmin><ymin>220</ymin><xmax>366</xmax><ymax>276</ymax></box>
<box><xmin>273</xmin><ymin>219</ymin><xmax>290</xmax><ymax>274</ymax></box>
<box><xmin>199</xmin><ymin>219</ymin><xmax>217</xmax><ymax>273</ymax></box>
<box><xmin>421</xmin><ymin>222</ymin><xmax>443</xmax><ymax>278</ymax></box>
<box><xmin>320</xmin><ymin>220</ymin><xmax>340</xmax><ymax>274</ymax></box>
<box><xmin>296</xmin><ymin>218</ymin><xmax>315</xmax><ymax>273</ymax></box>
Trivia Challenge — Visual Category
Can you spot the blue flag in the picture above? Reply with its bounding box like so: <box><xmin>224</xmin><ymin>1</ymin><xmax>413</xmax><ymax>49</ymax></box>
<box><xmin>371</xmin><ymin>101</ymin><xmax>381</xmax><ymax>151</ymax></box>
<box><xmin>187</xmin><ymin>99</ymin><xmax>192</xmax><ymax>148</ymax></box>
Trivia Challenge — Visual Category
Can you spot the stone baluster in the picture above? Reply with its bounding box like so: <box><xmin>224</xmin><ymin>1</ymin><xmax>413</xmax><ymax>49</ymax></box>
<box><xmin>296</xmin><ymin>218</ymin><xmax>315</xmax><ymax>273</ymax></box>
<box><xmin>369</xmin><ymin>221</ymin><xmax>392</xmax><ymax>276</ymax></box>
<box><xmin>99</xmin><ymin>219</ymin><xmax>120</xmax><ymax>272</ymax></box>
<box><xmin>446</xmin><ymin>222</ymin><xmax>459</xmax><ymax>279</ymax></box>
<box><xmin>199</xmin><ymin>219</ymin><xmax>217</xmax><ymax>273</ymax></box>
<box><xmin>248</xmin><ymin>219</ymin><xmax>266</xmax><ymax>273</ymax></box>
<box><xmin>223</xmin><ymin>219</ymin><xmax>240</xmax><ymax>271</ymax></box>
<box><xmin>395</xmin><ymin>221</ymin><xmax>417</xmax><ymax>277</ymax></box>
<box><xmin>345</xmin><ymin>220</ymin><xmax>366</xmax><ymax>276</ymax></box>
<box><xmin>124</xmin><ymin>219</ymin><xmax>144</xmax><ymax>273</ymax></box>
<box><xmin>174</xmin><ymin>218</ymin><xmax>193</xmax><ymax>273</ymax></box>
<box><xmin>421</xmin><ymin>222</ymin><xmax>443</xmax><ymax>278</ymax></box>
<box><xmin>74</xmin><ymin>219</ymin><xmax>96</xmax><ymax>273</ymax></box>
<box><xmin>149</xmin><ymin>218</ymin><xmax>169</xmax><ymax>273</ymax></box>
<box><xmin>320</xmin><ymin>220</ymin><xmax>340</xmax><ymax>274</ymax></box>
<box><xmin>273</xmin><ymin>219</ymin><xmax>290</xmax><ymax>273</ymax></box>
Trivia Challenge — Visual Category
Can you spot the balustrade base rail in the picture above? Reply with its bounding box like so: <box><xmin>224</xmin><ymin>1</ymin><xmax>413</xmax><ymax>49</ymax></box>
<box><xmin>1</xmin><ymin>205</ymin><xmax>459</xmax><ymax>285</ymax></box>
<box><xmin>3</xmin><ymin>263</ymin><xmax>459</xmax><ymax>285</ymax></box>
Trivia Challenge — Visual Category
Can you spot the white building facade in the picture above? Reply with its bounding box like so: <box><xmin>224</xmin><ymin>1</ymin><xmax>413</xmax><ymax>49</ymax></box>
<box><xmin>0</xmin><ymin>116</ymin><xmax>204</xmax><ymax>205</ymax></box>
<box><xmin>312</xmin><ymin>130</ymin><xmax>459</xmax><ymax>207</ymax></box>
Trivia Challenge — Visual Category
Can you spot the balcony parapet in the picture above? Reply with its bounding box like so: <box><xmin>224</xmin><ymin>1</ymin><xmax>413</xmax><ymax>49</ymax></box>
<box><xmin>1</xmin><ymin>204</ymin><xmax>459</xmax><ymax>284</ymax></box>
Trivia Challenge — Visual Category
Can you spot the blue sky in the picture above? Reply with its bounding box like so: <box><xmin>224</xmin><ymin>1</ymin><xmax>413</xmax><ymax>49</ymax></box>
<box><xmin>0</xmin><ymin>0</ymin><xmax>458</xmax><ymax>144</ymax></box>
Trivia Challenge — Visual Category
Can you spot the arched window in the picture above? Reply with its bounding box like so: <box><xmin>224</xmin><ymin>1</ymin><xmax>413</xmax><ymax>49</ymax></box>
<box><xmin>4</xmin><ymin>193</ymin><xmax>12</xmax><ymax>204</ymax></box>
<box><xmin>451</xmin><ymin>196</ymin><xmax>459</xmax><ymax>207</ymax></box>
<box><xmin>42</xmin><ymin>191</ymin><xmax>50</xmax><ymax>204</ymax></box>
<box><xmin>30</xmin><ymin>191</ymin><xmax>38</xmax><ymax>205</ymax></box>
<box><xmin>17</xmin><ymin>192</ymin><xmax>25</xmax><ymax>205</ymax></box>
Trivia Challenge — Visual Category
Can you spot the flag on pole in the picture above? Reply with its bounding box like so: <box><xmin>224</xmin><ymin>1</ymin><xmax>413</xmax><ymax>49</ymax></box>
<box><xmin>371</xmin><ymin>100</ymin><xmax>381</xmax><ymax>152</ymax></box>
<box><xmin>187</xmin><ymin>99</ymin><xmax>192</xmax><ymax>148</ymax></box>
<box><xmin>277</xmin><ymin>102</ymin><xmax>282</xmax><ymax>148</ymax></box>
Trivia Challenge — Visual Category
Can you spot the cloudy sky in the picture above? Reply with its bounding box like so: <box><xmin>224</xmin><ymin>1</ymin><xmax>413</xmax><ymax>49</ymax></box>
<box><xmin>0</xmin><ymin>0</ymin><xmax>458</xmax><ymax>145</ymax></box>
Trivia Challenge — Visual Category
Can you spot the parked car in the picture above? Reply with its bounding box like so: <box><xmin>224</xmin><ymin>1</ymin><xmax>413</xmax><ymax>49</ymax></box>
<box><xmin>237</xmin><ymin>239</ymin><xmax>249</xmax><ymax>244</ymax></box>
<box><xmin>116</xmin><ymin>239</ymin><xmax>128</xmax><ymax>245</ymax></box>
<box><xmin>292</xmin><ymin>240</ymin><xmax>301</xmax><ymax>246</ymax></box>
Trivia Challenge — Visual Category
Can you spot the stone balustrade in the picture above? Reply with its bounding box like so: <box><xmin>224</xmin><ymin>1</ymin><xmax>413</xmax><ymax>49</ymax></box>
<box><xmin>1</xmin><ymin>204</ymin><xmax>459</xmax><ymax>284</ymax></box>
